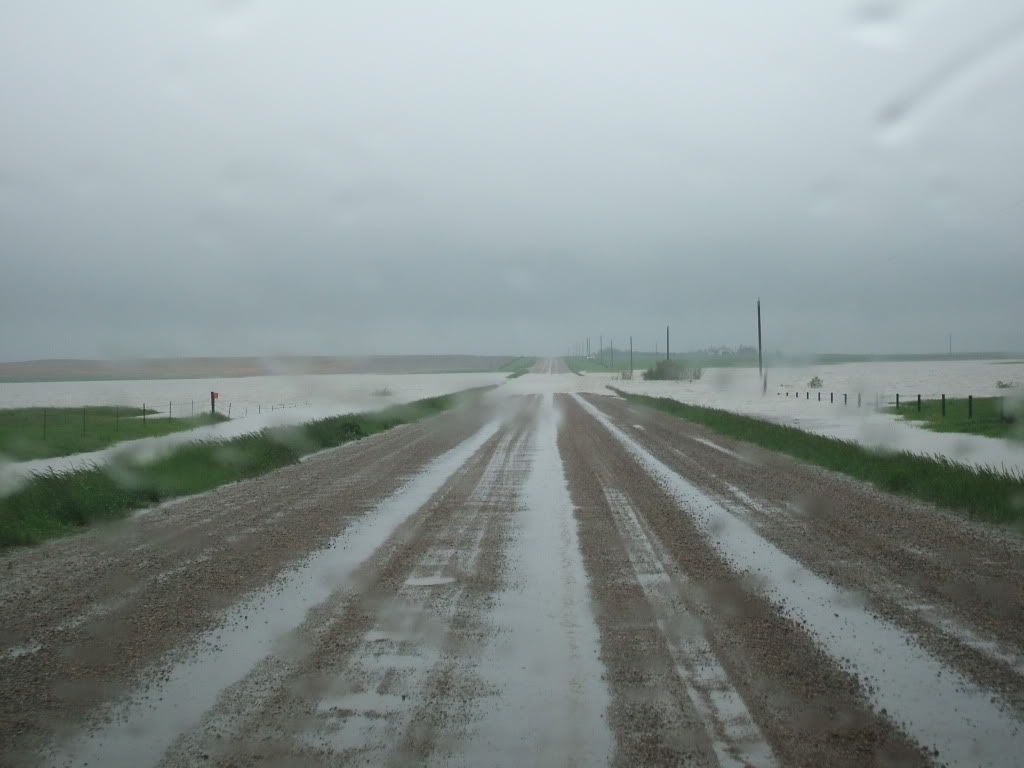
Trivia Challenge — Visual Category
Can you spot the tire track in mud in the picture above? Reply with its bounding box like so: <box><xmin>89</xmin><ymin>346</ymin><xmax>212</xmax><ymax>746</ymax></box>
<box><xmin>559</xmin><ymin>394</ymin><xmax>927</xmax><ymax>767</ymax></box>
<box><xmin>595</xmin><ymin>394</ymin><xmax>1024</xmax><ymax>718</ymax></box>
<box><xmin>155</xmin><ymin>397</ymin><xmax>540</xmax><ymax>766</ymax></box>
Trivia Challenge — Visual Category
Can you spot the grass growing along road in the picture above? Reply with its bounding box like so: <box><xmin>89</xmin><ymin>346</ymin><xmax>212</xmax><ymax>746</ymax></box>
<box><xmin>0</xmin><ymin>406</ymin><xmax>229</xmax><ymax>462</ymax></box>
<box><xmin>885</xmin><ymin>396</ymin><xmax>1023</xmax><ymax>441</ymax></box>
<box><xmin>612</xmin><ymin>389</ymin><xmax>1024</xmax><ymax>528</ymax></box>
<box><xmin>0</xmin><ymin>388</ymin><xmax>492</xmax><ymax>548</ymax></box>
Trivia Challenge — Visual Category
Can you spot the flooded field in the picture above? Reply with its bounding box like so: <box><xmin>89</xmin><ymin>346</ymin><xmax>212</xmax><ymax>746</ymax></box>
<box><xmin>0</xmin><ymin>372</ymin><xmax>510</xmax><ymax>414</ymax></box>
<box><xmin>613</xmin><ymin>360</ymin><xmax>1024</xmax><ymax>473</ymax></box>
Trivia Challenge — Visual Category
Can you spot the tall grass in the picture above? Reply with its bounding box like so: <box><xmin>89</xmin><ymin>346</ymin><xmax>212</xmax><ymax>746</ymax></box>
<box><xmin>612</xmin><ymin>389</ymin><xmax>1024</xmax><ymax>527</ymax></box>
<box><xmin>0</xmin><ymin>388</ymin><xmax>491</xmax><ymax>548</ymax></box>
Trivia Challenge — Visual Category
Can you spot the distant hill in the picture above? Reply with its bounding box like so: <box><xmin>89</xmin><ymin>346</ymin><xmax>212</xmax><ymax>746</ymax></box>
<box><xmin>0</xmin><ymin>355</ymin><xmax>527</xmax><ymax>383</ymax></box>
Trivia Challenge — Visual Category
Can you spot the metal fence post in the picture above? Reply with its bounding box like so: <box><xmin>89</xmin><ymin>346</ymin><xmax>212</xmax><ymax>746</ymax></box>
<box><xmin>917</xmin><ymin>394</ymin><xmax>921</xmax><ymax>412</ymax></box>
<box><xmin>941</xmin><ymin>394</ymin><xmax>945</xmax><ymax>417</ymax></box>
<box><xmin>969</xmin><ymin>395</ymin><xmax>973</xmax><ymax>419</ymax></box>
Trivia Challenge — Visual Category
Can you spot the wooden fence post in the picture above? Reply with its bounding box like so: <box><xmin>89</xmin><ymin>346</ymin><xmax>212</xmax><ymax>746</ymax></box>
<box><xmin>941</xmin><ymin>394</ymin><xmax>945</xmax><ymax>417</ymax></box>
<box><xmin>969</xmin><ymin>395</ymin><xmax>973</xmax><ymax>419</ymax></box>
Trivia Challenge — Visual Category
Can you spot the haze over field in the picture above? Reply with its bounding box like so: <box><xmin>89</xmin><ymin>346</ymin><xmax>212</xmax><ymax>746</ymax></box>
<box><xmin>2</xmin><ymin>1</ymin><xmax>1023</xmax><ymax>361</ymax></box>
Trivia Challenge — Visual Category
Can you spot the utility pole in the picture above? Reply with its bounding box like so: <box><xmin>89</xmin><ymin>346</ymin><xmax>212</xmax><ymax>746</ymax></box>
<box><xmin>949</xmin><ymin>334</ymin><xmax>952</xmax><ymax>358</ymax></box>
<box><xmin>629</xmin><ymin>336</ymin><xmax>633</xmax><ymax>376</ymax></box>
<box><xmin>666</xmin><ymin>326</ymin><xmax>670</xmax><ymax>361</ymax></box>
<box><xmin>587</xmin><ymin>337</ymin><xmax>590</xmax><ymax>358</ymax></box>
<box><xmin>757</xmin><ymin>298</ymin><xmax>763</xmax><ymax>378</ymax></box>
<box><xmin>600</xmin><ymin>335</ymin><xmax>603</xmax><ymax>366</ymax></box>
<box><xmin>611</xmin><ymin>339</ymin><xmax>614</xmax><ymax>370</ymax></box>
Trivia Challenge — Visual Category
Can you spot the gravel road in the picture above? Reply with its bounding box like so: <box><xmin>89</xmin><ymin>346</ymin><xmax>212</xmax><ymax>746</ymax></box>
<box><xmin>2</xmin><ymin>364</ymin><xmax>1023</xmax><ymax>766</ymax></box>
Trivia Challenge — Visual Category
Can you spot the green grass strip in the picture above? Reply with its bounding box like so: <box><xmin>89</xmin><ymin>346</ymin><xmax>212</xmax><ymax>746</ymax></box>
<box><xmin>0</xmin><ymin>406</ymin><xmax>230</xmax><ymax>462</ymax></box>
<box><xmin>611</xmin><ymin>388</ymin><xmax>1024</xmax><ymax>528</ymax></box>
<box><xmin>884</xmin><ymin>396</ymin><xmax>1022</xmax><ymax>441</ymax></box>
<box><xmin>0</xmin><ymin>387</ymin><xmax>493</xmax><ymax>549</ymax></box>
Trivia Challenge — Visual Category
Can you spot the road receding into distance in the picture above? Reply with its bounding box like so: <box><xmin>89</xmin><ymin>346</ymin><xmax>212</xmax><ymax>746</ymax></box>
<box><xmin>3</xmin><ymin>359</ymin><xmax>1024</xmax><ymax>766</ymax></box>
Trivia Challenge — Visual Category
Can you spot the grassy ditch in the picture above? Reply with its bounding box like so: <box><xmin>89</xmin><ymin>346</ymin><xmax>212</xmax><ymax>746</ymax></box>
<box><xmin>884</xmin><ymin>396</ymin><xmax>1022</xmax><ymax>441</ymax></box>
<box><xmin>611</xmin><ymin>389</ymin><xmax>1024</xmax><ymax>527</ymax></box>
<box><xmin>0</xmin><ymin>406</ymin><xmax>229</xmax><ymax>461</ymax></box>
<box><xmin>0</xmin><ymin>388</ymin><xmax>491</xmax><ymax>548</ymax></box>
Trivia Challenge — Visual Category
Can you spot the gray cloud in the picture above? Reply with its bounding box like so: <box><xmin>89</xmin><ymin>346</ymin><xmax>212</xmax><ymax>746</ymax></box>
<box><xmin>1</xmin><ymin>0</ymin><xmax>1023</xmax><ymax>360</ymax></box>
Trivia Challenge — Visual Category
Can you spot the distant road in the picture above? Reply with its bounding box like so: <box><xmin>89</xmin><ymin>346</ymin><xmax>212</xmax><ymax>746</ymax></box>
<box><xmin>3</xmin><ymin>360</ymin><xmax>1023</xmax><ymax>766</ymax></box>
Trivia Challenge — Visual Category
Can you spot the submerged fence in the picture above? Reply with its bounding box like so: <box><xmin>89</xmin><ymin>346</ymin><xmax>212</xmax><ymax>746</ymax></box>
<box><xmin>777</xmin><ymin>389</ymin><xmax>1019</xmax><ymax>423</ymax></box>
<box><xmin>17</xmin><ymin>397</ymin><xmax>314</xmax><ymax>443</ymax></box>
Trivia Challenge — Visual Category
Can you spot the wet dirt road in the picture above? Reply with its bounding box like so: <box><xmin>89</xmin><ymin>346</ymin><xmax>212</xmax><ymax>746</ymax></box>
<box><xmin>3</xmin><ymin>366</ymin><xmax>1024</xmax><ymax>766</ymax></box>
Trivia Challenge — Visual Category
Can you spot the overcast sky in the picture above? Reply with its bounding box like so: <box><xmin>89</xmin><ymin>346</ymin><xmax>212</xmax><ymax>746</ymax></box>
<box><xmin>1</xmin><ymin>1</ymin><xmax>1022</xmax><ymax>360</ymax></box>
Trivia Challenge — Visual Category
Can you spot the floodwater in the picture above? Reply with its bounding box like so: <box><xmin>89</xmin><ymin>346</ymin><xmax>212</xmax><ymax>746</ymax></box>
<box><xmin>615</xmin><ymin>359</ymin><xmax>1024</xmax><ymax>473</ymax></box>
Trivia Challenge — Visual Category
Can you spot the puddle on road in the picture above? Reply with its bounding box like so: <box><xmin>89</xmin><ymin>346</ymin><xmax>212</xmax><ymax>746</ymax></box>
<box><xmin>457</xmin><ymin>392</ymin><xmax>613</xmax><ymax>767</ymax></box>
<box><xmin>404</xmin><ymin>575</ymin><xmax>456</xmax><ymax>587</ymax></box>
<box><xmin>48</xmin><ymin>418</ymin><xmax>503</xmax><ymax>768</ymax></box>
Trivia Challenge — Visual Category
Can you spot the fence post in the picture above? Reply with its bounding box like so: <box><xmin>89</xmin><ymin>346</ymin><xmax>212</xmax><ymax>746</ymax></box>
<box><xmin>143</xmin><ymin>403</ymin><xmax>147</xmax><ymax>426</ymax></box>
<box><xmin>830</xmin><ymin>392</ymin><xmax>834</xmax><ymax>403</ymax></box>
<box><xmin>169</xmin><ymin>401</ymin><xmax>172</xmax><ymax>420</ymax></box>
<box><xmin>941</xmin><ymin>394</ymin><xmax>945</xmax><ymax>417</ymax></box>
<box><xmin>917</xmin><ymin>394</ymin><xmax>921</xmax><ymax>412</ymax></box>
<box><xmin>969</xmin><ymin>395</ymin><xmax>973</xmax><ymax>419</ymax></box>
<box><xmin>896</xmin><ymin>393</ymin><xmax>900</xmax><ymax>410</ymax></box>
<box><xmin>818</xmin><ymin>391</ymin><xmax>821</xmax><ymax>401</ymax></box>
<box><xmin>228</xmin><ymin>402</ymin><xmax>232</xmax><ymax>417</ymax></box>
<box><xmin>844</xmin><ymin>393</ymin><xmax>848</xmax><ymax>405</ymax></box>
<box><xmin>806</xmin><ymin>392</ymin><xmax>809</xmax><ymax>400</ymax></box>
<box><xmin>858</xmin><ymin>393</ymin><xmax>861</xmax><ymax>408</ymax></box>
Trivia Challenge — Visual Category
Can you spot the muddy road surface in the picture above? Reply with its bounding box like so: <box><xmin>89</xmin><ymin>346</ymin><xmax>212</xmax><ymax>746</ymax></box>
<box><xmin>3</xmin><ymin>366</ymin><xmax>1024</xmax><ymax>766</ymax></box>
